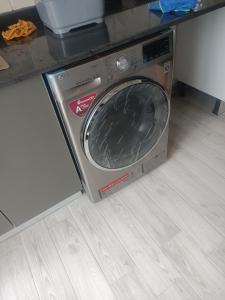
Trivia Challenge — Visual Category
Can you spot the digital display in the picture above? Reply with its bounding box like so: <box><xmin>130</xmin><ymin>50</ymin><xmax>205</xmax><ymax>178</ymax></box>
<box><xmin>143</xmin><ymin>37</ymin><xmax>170</xmax><ymax>63</ymax></box>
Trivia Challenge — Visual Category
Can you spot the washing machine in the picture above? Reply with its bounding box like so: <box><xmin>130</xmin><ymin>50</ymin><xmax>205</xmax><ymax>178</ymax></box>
<box><xmin>46</xmin><ymin>29</ymin><xmax>174</xmax><ymax>202</ymax></box>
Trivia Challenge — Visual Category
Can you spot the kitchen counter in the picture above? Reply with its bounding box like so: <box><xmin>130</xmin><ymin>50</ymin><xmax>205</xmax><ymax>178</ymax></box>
<box><xmin>0</xmin><ymin>0</ymin><xmax>225</xmax><ymax>87</ymax></box>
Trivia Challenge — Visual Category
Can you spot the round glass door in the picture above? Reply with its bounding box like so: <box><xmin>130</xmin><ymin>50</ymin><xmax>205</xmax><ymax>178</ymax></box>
<box><xmin>83</xmin><ymin>79</ymin><xmax>169</xmax><ymax>170</ymax></box>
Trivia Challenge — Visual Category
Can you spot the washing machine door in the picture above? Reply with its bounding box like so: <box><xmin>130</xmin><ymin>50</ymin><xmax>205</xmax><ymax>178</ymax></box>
<box><xmin>83</xmin><ymin>78</ymin><xmax>169</xmax><ymax>170</ymax></box>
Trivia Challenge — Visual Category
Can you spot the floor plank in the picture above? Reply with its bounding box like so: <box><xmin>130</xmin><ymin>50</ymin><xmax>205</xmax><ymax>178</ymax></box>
<box><xmin>0</xmin><ymin>236</ymin><xmax>39</xmax><ymax>300</ymax></box>
<box><xmin>158</xmin><ymin>286</ymin><xmax>186</xmax><ymax>300</ymax></box>
<box><xmin>111</xmin><ymin>269</ymin><xmax>156</xmax><ymax>300</ymax></box>
<box><xmin>69</xmin><ymin>195</ymin><xmax>134</xmax><ymax>284</ymax></box>
<box><xmin>21</xmin><ymin>221</ymin><xmax>77</xmax><ymax>300</ymax></box>
<box><xmin>164</xmin><ymin>232</ymin><xmax>225</xmax><ymax>300</ymax></box>
<box><xmin>120</xmin><ymin>185</ymin><xmax>180</xmax><ymax>246</ymax></box>
<box><xmin>171</xmin><ymin>98</ymin><xmax>225</xmax><ymax>173</ymax></box>
<box><xmin>173</xmin><ymin>99</ymin><xmax>225</xmax><ymax>135</ymax></box>
<box><xmin>169</xmin><ymin>123</ymin><xmax>225</xmax><ymax>179</ymax></box>
<box><xmin>138</xmin><ymin>171</ymin><xmax>223</xmax><ymax>254</ymax></box>
<box><xmin>210</xmin><ymin>241</ymin><xmax>225</xmax><ymax>277</ymax></box>
<box><xmin>171</xmin><ymin>148</ymin><xmax>225</xmax><ymax>202</ymax></box>
<box><xmin>45</xmin><ymin>207</ymin><xmax>116</xmax><ymax>300</ymax></box>
<box><xmin>97</xmin><ymin>194</ymin><xmax>180</xmax><ymax>297</ymax></box>
<box><xmin>163</xmin><ymin>278</ymin><xmax>201</xmax><ymax>300</ymax></box>
<box><xmin>158</xmin><ymin>279</ymin><xmax>201</xmax><ymax>300</ymax></box>
<box><xmin>160</xmin><ymin>155</ymin><xmax>225</xmax><ymax>237</ymax></box>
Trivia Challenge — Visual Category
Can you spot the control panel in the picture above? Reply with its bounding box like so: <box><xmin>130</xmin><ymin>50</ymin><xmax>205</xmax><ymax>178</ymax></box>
<box><xmin>50</xmin><ymin>31</ymin><xmax>173</xmax><ymax>92</ymax></box>
<box><xmin>143</xmin><ymin>36</ymin><xmax>170</xmax><ymax>63</ymax></box>
<box><xmin>102</xmin><ymin>33</ymin><xmax>172</xmax><ymax>83</ymax></box>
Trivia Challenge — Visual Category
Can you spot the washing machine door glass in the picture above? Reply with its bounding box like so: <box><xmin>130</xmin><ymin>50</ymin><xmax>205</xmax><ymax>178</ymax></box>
<box><xmin>83</xmin><ymin>79</ymin><xmax>169</xmax><ymax>170</ymax></box>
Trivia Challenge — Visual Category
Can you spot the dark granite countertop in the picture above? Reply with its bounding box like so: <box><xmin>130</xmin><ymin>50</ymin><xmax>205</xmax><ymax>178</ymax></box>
<box><xmin>0</xmin><ymin>0</ymin><xmax>225</xmax><ymax>87</ymax></box>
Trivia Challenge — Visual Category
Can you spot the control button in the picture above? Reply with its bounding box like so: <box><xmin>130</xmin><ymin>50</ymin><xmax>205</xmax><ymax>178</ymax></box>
<box><xmin>116</xmin><ymin>56</ymin><xmax>130</xmax><ymax>72</ymax></box>
<box><xmin>107</xmin><ymin>74</ymin><xmax>113</xmax><ymax>81</ymax></box>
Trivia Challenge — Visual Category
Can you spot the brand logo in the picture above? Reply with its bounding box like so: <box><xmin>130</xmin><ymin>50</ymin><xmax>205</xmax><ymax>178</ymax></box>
<box><xmin>164</xmin><ymin>61</ymin><xmax>171</xmax><ymax>73</ymax></box>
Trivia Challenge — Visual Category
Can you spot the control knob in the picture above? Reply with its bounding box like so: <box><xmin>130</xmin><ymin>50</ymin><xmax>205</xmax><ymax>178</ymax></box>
<box><xmin>116</xmin><ymin>56</ymin><xmax>130</xmax><ymax>72</ymax></box>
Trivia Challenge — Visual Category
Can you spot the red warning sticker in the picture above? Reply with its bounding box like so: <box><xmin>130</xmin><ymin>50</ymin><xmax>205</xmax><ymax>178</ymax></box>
<box><xmin>69</xmin><ymin>92</ymin><xmax>97</xmax><ymax>117</ymax></box>
<box><xmin>100</xmin><ymin>174</ymin><xmax>129</xmax><ymax>193</ymax></box>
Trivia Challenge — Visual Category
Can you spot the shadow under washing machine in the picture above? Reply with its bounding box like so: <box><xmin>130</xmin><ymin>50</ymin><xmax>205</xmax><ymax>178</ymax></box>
<box><xmin>46</xmin><ymin>29</ymin><xmax>174</xmax><ymax>202</ymax></box>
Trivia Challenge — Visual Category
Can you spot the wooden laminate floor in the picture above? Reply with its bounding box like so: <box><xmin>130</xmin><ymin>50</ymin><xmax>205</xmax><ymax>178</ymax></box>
<box><xmin>1</xmin><ymin>95</ymin><xmax>225</xmax><ymax>300</ymax></box>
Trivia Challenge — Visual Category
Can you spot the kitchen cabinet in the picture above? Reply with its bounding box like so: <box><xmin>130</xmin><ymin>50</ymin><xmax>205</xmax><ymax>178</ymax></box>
<box><xmin>175</xmin><ymin>7</ymin><xmax>225</xmax><ymax>114</ymax></box>
<box><xmin>0</xmin><ymin>75</ymin><xmax>82</xmax><ymax>228</ymax></box>
<box><xmin>0</xmin><ymin>211</ymin><xmax>12</xmax><ymax>236</ymax></box>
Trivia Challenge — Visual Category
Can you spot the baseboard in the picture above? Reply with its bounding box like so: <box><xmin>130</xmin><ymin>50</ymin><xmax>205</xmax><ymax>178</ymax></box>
<box><xmin>0</xmin><ymin>191</ymin><xmax>82</xmax><ymax>243</ymax></box>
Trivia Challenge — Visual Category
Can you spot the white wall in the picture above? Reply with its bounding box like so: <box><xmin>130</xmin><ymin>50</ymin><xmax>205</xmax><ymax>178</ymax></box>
<box><xmin>0</xmin><ymin>0</ymin><xmax>35</xmax><ymax>13</ymax></box>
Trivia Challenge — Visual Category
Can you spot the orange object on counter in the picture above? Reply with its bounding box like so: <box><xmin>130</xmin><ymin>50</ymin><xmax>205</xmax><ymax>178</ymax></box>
<box><xmin>2</xmin><ymin>19</ymin><xmax>37</xmax><ymax>41</ymax></box>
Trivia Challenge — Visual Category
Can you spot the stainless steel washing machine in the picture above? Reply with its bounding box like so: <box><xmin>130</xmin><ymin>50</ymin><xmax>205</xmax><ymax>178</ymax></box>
<box><xmin>46</xmin><ymin>29</ymin><xmax>174</xmax><ymax>202</ymax></box>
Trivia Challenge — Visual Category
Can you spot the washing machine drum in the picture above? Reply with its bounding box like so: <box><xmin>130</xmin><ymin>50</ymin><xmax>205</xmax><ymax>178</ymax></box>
<box><xmin>83</xmin><ymin>78</ymin><xmax>169</xmax><ymax>170</ymax></box>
